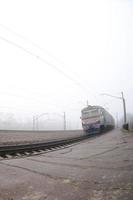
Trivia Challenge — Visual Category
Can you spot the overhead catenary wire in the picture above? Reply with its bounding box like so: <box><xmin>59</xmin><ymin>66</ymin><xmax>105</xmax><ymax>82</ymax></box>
<box><xmin>0</xmin><ymin>23</ymin><xmax>96</xmax><ymax>94</ymax></box>
<box><xmin>0</xmin><ymin>23</ymin><xmax>98</xmax><ymax>100</ymax></box>
<box><xmin>0</xmin><ymin>35</ymin><xmax>97</xmax><ymax>100</ymax></box>
<box><xmin>0</xmin><ymin>91</ymin><xmax>65</xmax><ymax>111</ymax></box>
<box><xmin>0</xmin><ymin>23</ymin><xmax>57</xmax><ymax>60</ymax></box>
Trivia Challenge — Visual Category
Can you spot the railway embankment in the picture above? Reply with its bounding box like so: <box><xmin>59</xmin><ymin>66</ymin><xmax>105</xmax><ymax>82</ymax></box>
<box><xmin>0</xmin><ymin>129</ymin><xmax>84</xmax><ymax>145</ymax></box>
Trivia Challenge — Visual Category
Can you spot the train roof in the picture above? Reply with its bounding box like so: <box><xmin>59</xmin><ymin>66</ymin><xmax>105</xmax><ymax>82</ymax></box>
<box><xmin>81</xmin><ymin>105</ymin><xmax>114</xmax><ymax>118</ymax></box>
<box><xmin>81</xmin><ymin>105</ymin><xmax>104</xmax><ymax>112</ymax></box>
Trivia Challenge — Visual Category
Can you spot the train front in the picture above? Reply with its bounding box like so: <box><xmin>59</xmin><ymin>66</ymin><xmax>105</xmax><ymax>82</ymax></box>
<box><xmin>81</xmin><ymin>106</ymin><xmax>101</xmax><ymax>133</ymax></box>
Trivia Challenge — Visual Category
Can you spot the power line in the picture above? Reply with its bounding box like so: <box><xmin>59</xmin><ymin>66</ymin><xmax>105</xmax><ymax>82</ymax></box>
<box><xmin>0</xmin><ymin>23</ymin><xmax>58</xmax><ymax>61</ymax></box>
<box><xmin>0</xmin><ymin>91</ymin><xmax>62</xmax><ymax>109</ymax></box>
<box><xmin>0</xmin><ymin>24</ymin><xmax>98</xmax><ymax>99</ymax></box>
<box><xmin>0</xmin><ymin>23</ymin><xmax>91</xmax><ymax>85</ymax></box>
<box><xmin>0</xmin><ymin>35</ymin><xmax>97</xmax><ymax>100</ymax></box>
<box><xmin>0</xmin><ymin>23</ymin><xmax>81</xmax><ymax>80</ymax></box>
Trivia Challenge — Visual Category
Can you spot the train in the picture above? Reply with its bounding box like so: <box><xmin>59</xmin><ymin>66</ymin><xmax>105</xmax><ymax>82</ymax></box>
<box><xmin>81</xmin><ymin>105</ymin><xmax>115</xmax><ymax>133</ymax></box>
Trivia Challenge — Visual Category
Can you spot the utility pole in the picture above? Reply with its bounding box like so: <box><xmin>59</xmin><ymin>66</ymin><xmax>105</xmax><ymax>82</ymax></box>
<box><xmin>36</xmin><ymin>117</ymin><xmax>38</xmax><ymax>130</ymax></box>
<box><xmin>121</xmin><ymin>92</ymin><xmax>127</xmax><ymax>124</ymax></box>
<box><xmin>33</xmin><ymin>113</ymin><xmax>49</xmax><ymax>131</ymax></box>
<box><xmin>33</xmin><ymin>116</ymin><xmax>35</xmax><ymax>130</ymax></box>
<box><xmin>86</xmin><ymin>100</ymin><xmax>89</xmax><ymax>106</ymax></box>
<box><xmin>101</xmin><ymin>91</ymin><xmax>127</xmax><ymax>124</ymax></box>
<box><xmin>63</xmin><ymin>112</ymin><xmax>66</xmax><ymax>130</ymax></box>
<box><xmin>116</xmin><ymin>113</ymin><xmax>118</xmax><ymax>128</ymax></box>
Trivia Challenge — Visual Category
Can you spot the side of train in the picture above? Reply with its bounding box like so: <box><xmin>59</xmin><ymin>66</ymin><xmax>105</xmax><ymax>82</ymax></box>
<box><xmin>81</xmin><ymin>105</ymin><xmax>115</xmax><ymax>133</ymax></box>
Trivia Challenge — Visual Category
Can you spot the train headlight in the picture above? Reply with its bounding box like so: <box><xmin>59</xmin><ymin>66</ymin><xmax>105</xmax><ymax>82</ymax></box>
<box><xmin>95</xmin><ymin>120</ymin><xmax>100</xmax><ymax>123</ymax></box>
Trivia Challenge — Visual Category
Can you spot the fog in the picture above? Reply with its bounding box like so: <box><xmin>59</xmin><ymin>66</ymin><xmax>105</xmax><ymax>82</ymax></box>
<box><xmin>0</xmin><ymin>0</ymin><xmax>132</xmax><ymax>130</ymax></box>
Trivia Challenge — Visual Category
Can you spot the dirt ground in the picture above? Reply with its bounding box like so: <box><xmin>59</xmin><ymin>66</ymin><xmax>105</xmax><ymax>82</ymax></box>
<box><xmin>0</xmin><ymin>129</ymin><xmax>133</xmax><ymax>200</ymax></box>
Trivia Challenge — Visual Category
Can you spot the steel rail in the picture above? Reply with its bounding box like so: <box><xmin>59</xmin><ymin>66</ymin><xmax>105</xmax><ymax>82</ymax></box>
<box><xmin>0</xmin><ymin>135</ymin><xmax>91</xmax><ymax>158</ymax></box>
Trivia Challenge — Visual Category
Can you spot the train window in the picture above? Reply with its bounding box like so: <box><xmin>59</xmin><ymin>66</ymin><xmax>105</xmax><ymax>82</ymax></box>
<box><xmin>82</xmin><ymin>109</ymin><xmax>100</xmax><ymax>118</ymax></box>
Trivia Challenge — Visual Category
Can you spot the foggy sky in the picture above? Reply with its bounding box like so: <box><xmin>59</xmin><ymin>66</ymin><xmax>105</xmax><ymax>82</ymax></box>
<box><xmin>0</xmin><ymin>0</ymin><xmax>132</xmax><ymax>129</ymax></box>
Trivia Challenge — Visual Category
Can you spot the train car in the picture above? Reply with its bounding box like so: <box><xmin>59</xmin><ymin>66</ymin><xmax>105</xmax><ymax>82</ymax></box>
<box><xmin>81</xmin><ymin>105</ymin><xmax>115</xmax><ymax>133</ymax></box>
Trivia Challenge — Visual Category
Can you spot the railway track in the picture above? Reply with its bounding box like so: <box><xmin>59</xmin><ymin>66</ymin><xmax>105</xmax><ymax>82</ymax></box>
<box><xmin>0</xmin><ymin>134</ymin><xmax>92</xmax><ymax>159</ymax></box>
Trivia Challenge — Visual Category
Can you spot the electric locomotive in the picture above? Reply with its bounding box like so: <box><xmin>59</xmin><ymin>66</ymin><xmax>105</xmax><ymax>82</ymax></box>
<box><xmin>81</xmin><ymin>105</ymin><xmax>115</xmax><ymax>133</ymax></box>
